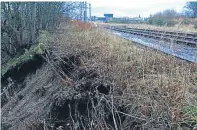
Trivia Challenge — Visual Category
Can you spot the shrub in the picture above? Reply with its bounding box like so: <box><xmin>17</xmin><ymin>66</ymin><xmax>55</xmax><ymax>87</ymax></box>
<box><xmin>149</xmin><ymin>9</ymin><xmax>178</xmax><ymax>26</ymax></box>
<box><xmin>166</xmin><ymin>20</ymin><xmax>176</xmax><ymax>26</ymax></box>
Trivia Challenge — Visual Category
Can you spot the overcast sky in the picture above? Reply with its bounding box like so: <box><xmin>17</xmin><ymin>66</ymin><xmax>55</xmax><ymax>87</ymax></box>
<box><xmin>89</xmin><ymin>0</ymin><xmax>187</xmax><ymax>17</ymax></box>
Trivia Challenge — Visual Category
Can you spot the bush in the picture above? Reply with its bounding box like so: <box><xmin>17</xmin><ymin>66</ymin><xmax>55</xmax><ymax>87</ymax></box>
<box><xmin>149</xmin><ymin>9</ymin><xmax>178</xmax><ymax>26</ymax></box>
<box><xmin>194</xmin><ymin>23</ymin><xmax>197</xmax><ymax>29</ymax></box>
<box><xmin>166</xmin><ymin>20</ymin><xmax>176</xmax><ymax>26</ymax></box>
<box><xmin>150</xmin><ymin>18</ymin><xmax>175</xmax><ymax>27</ymax></box>
<box><xmin>155</xmin><ymin>19</ymin><xmax>165</xmax><ymax>26</ymax></box>
<box><xmin>183</xmin><ymin>19</ymin><xmax>191</xmax><ymax>25</ymax></box>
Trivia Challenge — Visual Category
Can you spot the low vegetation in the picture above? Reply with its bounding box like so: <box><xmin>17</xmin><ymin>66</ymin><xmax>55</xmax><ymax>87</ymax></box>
<box><xmin>102</xmin><ymin>20</ymin><xmax>197</xmax><ymax>33</ymax></box>
<box><xmin>128</xmin><ymin>21</ymin><xmax>197</xmax><ymax>33</ymax></box>
<box><xmin>23</xmin><ymin>22</ymin><xmax>197</xmax><ymax>129</ymax></box>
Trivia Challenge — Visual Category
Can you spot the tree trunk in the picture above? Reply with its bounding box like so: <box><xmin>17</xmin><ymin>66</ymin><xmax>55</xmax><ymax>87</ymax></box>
<box><xmin>31</xmin><ymin>2</ymin><xmax>36</xmax><ymax>43</ymax></box>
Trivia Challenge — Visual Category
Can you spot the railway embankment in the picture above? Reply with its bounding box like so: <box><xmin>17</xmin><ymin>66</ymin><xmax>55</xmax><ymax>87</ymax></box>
<box><xmin>1</xmin><ymin>22</ymin><xmax>197</xmax><ymax>130</ymax></box>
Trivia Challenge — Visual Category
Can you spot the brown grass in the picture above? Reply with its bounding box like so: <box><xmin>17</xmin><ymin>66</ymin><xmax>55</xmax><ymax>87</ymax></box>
<box><xmin>127</xmin><ymin>23</ymin><xmax>197</xmax><ymax>33</ymax></box>
<box><xmin>46</xmin><ymin>22</ymin><xmax>197</xmax><ymax>129</ymax></box>
<box><xmin>101</xmin><ymin>21</ymin><xmax>197</xmax><ymax>33</ymax></box>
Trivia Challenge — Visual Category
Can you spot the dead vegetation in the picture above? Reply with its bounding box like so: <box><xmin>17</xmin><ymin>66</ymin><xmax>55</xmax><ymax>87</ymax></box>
<box><xmin>102</xmin><ymin>19</ymin><xmax>197</xmax><ymax>33</ymax></box>
<box><xmin>45</xmin><ymin>22</ymin><xmax>197</xmax><ymax>129</ymax></box>
<box><xmin>1</xmin><ymin>22</ymin><xmax>197</xmax><ymax>130</ymax></box>
<box><xmin>127</xmin><ymin>23</ymin><xmax>197</xmax><ymax>33</ymax></box>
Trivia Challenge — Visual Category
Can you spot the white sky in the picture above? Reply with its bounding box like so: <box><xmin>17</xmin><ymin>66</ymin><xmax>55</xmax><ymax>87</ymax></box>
<box><xmin>7</xmin><ymin>0</ymin><xmax>192</xmax><ymax>18</ymax></box>
<box><xmin>89</xmin><ymin>0</ymin><xmax>188</xmax><ymax>17</ymax></box>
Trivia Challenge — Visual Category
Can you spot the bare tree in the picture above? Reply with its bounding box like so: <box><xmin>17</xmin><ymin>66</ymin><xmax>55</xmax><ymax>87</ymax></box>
<box><xmin>1</xmin><ymin>2</ymin><xmax>81</xmax><ymax>61</ymax></box>
<box><xmin>64</xmin><ymin>2</ymin><xmax>82</xmax><ymax>19</ymax></box>
<box><xmin>185</xmin><ymin>2</ymin><xmax>197</xmax><ymax>18</ymax></box>
<box><xmin>148</xmin><ymin>9</ymin><xmax>178</xmax><ymax>26</ymax></box>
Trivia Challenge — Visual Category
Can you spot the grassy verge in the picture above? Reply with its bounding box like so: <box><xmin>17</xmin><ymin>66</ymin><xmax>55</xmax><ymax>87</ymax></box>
<box><xmin>47</xmin><ymin>22</ymin><xmax>197</xmax><ymax>129</ymax></box>
<box><xmin>101</xmin><ymin>23</ymin><xmax>197</xmax><ymax>33</ymax></box>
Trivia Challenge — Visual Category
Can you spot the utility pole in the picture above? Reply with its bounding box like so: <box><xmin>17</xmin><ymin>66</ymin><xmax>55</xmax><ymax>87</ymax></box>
<box><xmin>80</xmin><ymin>2</ymin><xmax>83</xmax><ymax>21</ymax></box>
<box><xmin>84</xmin><ymin>1</ymin><xmax>87</xmax><ymax>22</ymax></box>
<box><xmin>80</xmin><ymin>1</ymin><xmax>90</xmax><ymax>22</ymax></box>
<box><xmin>89</xmin><ymin>3</ymin><xmax>91</xmax><ymax>21</ymax></box>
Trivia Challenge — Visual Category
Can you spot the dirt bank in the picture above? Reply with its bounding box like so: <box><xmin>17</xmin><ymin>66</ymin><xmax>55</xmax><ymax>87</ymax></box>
<box><xmin>1</xmin><ymin>23</ymin><xmax>197</xmax><ymax>130</ymax></box>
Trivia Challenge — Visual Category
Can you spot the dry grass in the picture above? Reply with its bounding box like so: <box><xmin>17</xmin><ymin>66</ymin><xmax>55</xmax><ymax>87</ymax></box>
<box><xmin>42</xmin><ymin>22</ymin><xmax>197</xmax><ymax>129</ymax></box>
<box><xmin>2</xmin><ymin>20</ymin><xmax>196</xmax><ymax>130</ymax></box>
<box><xmin>101</xmin><ymin>22</ymin><xmax>197</xmax><ymax>33</ymax></box>
<box><xmin>127</xmin><ymin>23</ymin><xmax>197</xmax><ymax>33</ymax></box>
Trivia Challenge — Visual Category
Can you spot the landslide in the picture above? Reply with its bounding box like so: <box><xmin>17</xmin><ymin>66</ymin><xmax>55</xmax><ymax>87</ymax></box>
<box><xmin>1</xmin><ymin>23</ymin><xmax>197</xmax><ymax>130</ymax></box>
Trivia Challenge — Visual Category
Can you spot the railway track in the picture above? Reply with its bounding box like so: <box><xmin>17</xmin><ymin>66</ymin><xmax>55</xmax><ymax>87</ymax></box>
<box><xmin>104</xmin><ymin>26</ymin><xmax>197</xmax><ymax>46</ymax></box>
<box><xmin>103</xmin><ymin>25</ymin><xmax>197</xmax><ymax>63</ymax></box>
